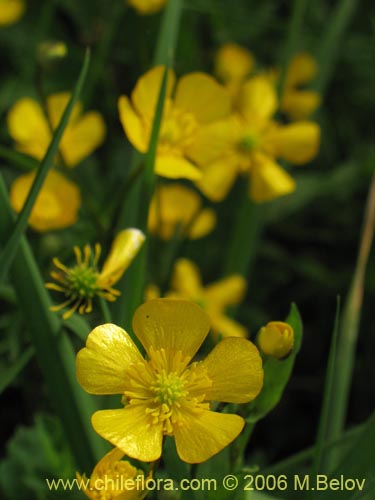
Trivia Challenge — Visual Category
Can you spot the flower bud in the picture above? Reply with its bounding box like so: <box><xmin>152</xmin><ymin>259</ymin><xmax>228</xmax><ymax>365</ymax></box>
<box><xmin>257</xmin><ymin>321</ymin><xmax>294</xmax><ymax>359</ymax></box>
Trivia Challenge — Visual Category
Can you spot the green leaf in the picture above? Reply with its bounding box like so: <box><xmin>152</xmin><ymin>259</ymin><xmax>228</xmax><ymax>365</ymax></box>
<box><xmin>0</xmin><ymin>346</ymin><xmax>34</xmax><ymax>395</ymax></box>
<box><xmin>246</xmin><ymin>304</ymin><xmax>303</xmax><ymax>423</ymax></box>
<box><xmin>0</xmin><ymin>49</ymin><xmax>91</xmax><ymax>284</ymax></box>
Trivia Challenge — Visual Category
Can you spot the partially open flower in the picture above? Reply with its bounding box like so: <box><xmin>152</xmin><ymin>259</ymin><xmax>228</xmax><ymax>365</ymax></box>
<box><xmin>7</xmin><ymin>92</ymin><xmax>106</xmax><ymax>167</ymax></box>
<box><xmin>148</xmin><ymin>184</ymin><xmax>216</xmax><ymax>240</ymax></box>
<box><xmin>257</xmin><ymin>321</ymin><xmax>294</xmax><ymax>359</ymax></box>
<box><xmin>10</xmin><ymin>169</ymin><xmax>80</xmax><ymax>232</ymax></box>
<box><xmin>76</xmin><ymin>299</ymin><xmax>263</xmax><ymax>463</ymax></box>
<box><xmin>46</xmin><ymin>229</ymin><xmax>145</xmax><ymax>319</ymax></box>
<box><xmin>77</xmin><ymin>447</ymin><xmax>148</xmax><ymax>500</ymax></box>
<box><xmin>0</xmin><ymin>0</ymin><xmax>25</xmax><ymax>26</ymax></box>
<box><xmin>127</xmin><ymin>0</ymin><xmax>167</xmax><ymax>15</ymax></box>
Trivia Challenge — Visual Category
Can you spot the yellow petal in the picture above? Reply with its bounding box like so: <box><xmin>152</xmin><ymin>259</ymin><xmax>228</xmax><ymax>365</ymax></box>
<box><xmin>189</xmin><ymin>208</ymin><xmax>216</xmax><ymax>239</ymax></box>
<box><xmin>98</xmin><ymin>229</ymin><xmax>145</xmax><ymax>287</ymax></box>
<box><xmin>0</xmin><ymin>0</ymin><xmax>25</xmax><ymax>26</ymax></box>
<box><xmin>92</xmin><ymin>406</ymin><xmax>163</xmax><ymax>462</ymax></box>
<box><xmin>215</xmin><ymin>43</ymin><xmax>255</xmax><ymax>83</ymax></box>
<box><xmin>155</xmin><ymin>154</ymin><xmax>202</xmax><ymax>180</ymax></box>
<box><xmin>187</xmin><ymin>120</ymin><xmax>235</xmax><ymax>166</ymax></box>
<box><xmin>7</xmin><ymin>97</ymin><xmax>51</xmax><ymax>160</ymax></box>
<box><xmin>238</xmin><ymin>75</ymin><xmax>278</xmax><ymax>124</ymax></box>
<box><xmin>61</xmin><ymin>111</ymin><xmax>106</xmax><ymax>167</ymax></box>
<box><xmin>170</xmin><ymin>258</ymin><xmax>202</xmax><ymax>298</ymax></box>
<box><xmin>250</xmin><ymin>155</ymin><xmax>296</xmax><ymax>203</ymax></box>
<box><xmin>265</xmin><ymin>121</ymin><xmax>320</xmax><ymax>164</ymax></box>
<box><xmin>200</xmin><ymin>337</ymin><xmax>263</xmax><ymax>402</ymax></box>
<box><xmin>210</xmin><ymin>314</ymin><xmax>248</xmax><ymax>338</ymax></box>
<box><xmin>174</xmin><ymin>73</ymin><xmax>231</xmax><ymax>123</ymax></box>
<box><xmin>205</xmin><ymin>275</ymin><xmax>246</xmax><ymax>306</ymax></box>
<box><xmin>281</xmin><ymin>90</ymin><xmax>321</xmax><ymax>120</ymax></box>
<box><xmin>132</xmin><ymin>299</ymin><xmax>210</xmax><ymax>364</ymax></box>
<box><xmin>10</xmin><ymin>170</ymin><xmax>80</xmax><ymax>232</ymax></box>
<box><xmin>286</xmin><ymin>53</ymin><xmax>318</xmax><ymax>87</ymax></box>
<box><xmin>195</xmin><ymin>157</ymin><xmax>238</xmax><ymax>202</ymax></box>
<box><xmin>131</xmin><ymin>66</ymin><xmax>175</xmax><ymax>121</ymax></box>
<box><xmin>118</xmin><ymin>95</ymin><xmax>148</xmax><ymax>153</ymax></box>
<box><xmin>174</xmin><ymin>410</ymin><xmax>244</xmax><ymax>463</ymax></box>
<box><xmin>46</xmin><ymin>92</ymin><xmax>82</xmax><ymax>129</ymax></box>
<box><xmin>76</xmin><ymin>323</ymin><xmax>143</xmax><ymax>395</ymax></box>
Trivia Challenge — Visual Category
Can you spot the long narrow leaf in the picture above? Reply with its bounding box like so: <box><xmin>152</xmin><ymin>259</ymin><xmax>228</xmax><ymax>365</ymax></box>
<box><xmin>0</xmin><ymin>346</ymin><xmax>34</xmax><ymax>394</ymax></box>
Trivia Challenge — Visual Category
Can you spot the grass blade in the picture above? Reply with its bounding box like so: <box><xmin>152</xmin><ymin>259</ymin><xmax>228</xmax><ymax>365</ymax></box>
<box><xmin>0</xmin><ymin>346</ymin><xmax>35</xmax><ymax>395</ymax></box>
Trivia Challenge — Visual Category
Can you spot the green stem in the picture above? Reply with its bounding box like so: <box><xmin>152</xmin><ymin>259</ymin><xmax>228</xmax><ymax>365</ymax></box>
<box><xmin>99</xmin><ymin>296</ymin><xmax>112</xmax><ymax>324</ymax></box>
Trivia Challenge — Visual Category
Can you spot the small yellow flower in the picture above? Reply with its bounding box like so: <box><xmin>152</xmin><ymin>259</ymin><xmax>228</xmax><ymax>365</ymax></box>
<box><xmin>76</xmin><ymin>299</ymin><xmax>263</xmax><ymax>463</ymax></box>
<box><xmin>215</xmin><ymin>43</ymin><xmax>255</xmax><ymax>100</ymax></box>
<box><xmin>46</xmin><ymin>229</ymin><xmax>145</xmax><ymax>319</ymax></box>
<box><xmin>77</xmin><ymin>447</ymin><xmax>148</xmax><ymax>500</ymax></box>
<box><xmin>281</xmin><ymin>53</ymin><xmax>321</xmax><ymax>120</ymax></box>
<box><xmin>0</xmin><ymin>0</ymin><xmax>24</xmax><ymax>26</ymax></box>
<box><xmin>189</xmin><ymin>75</ymin><xmax>320</xmax><ymax>202</ymax></box>
<box><xmin>127</xmin><ymin>0</ymin><xmax>167</xmax><ymax>15</ymax></box>
<box><xmin>118</xmin><ymin>66</ymin><xmax>231</xmax><ymax>181</ymax></box>
<box><xmin>7</xmin><ymin>92</ymin><xmax>106</xmax><ymax>167</ymax></box>
<box><xmin>148</xmin><ymin>184</ymin><xmax>216</xmax><ymax>240</ymax></box>
<box><xmin>37</xmin><ymin>41</ymin><xmax>67</xmax><ymax>64</ymax></box>
<box><xmin>257</xmin><ymin>321</ymin><xmax>294</xmax><ymax>359</ymax></box>
<box><xmin>10</xmin><ymin>169</ymin><xmax>80</xmax><ymax>232</ymax></box>
<box><xmin>167</xmin><ymin>259</ymin><xmax>247</xmax><ymax>338</ymax></box>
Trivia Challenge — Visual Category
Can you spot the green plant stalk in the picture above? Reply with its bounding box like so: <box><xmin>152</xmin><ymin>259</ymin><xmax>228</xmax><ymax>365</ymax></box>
<box><xmin>313</xmin><ymin>0</ymin><xmax>359</xmax><ymax>95</ymax></box>
<box><xmin>0</xmin><ymin>175</ymin><xmax>106</xmax><ymax>472</ymax></box>
<box><xmin>0</xmin><ymin>49</ymin><xmax>91</xmax><ymax>285</ymax></box>
<box><xmin>0</xmin><ymin>146</ymin><xmax>39</xmax><ymax>171</ymax></box>
<box><xmin>327</xmin><ymin>173</ymin><xmax>375</xmax><ymax>439</ymax></box>
<box><xmin>311</xmin><ymin>298</ymin><xmax>340</xmax><ymax>478</ymax></box>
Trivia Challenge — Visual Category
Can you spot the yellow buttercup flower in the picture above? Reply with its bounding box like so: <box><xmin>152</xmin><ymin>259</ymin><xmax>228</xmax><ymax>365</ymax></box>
<box><xmin>257</xmin><ymin>321</ymin><xmax>294</xmax><ymax>359</ymax></box>
<box><xmin>127</xmin><ymin>0</ymin><xmax>167</xmax><ymax>14</ymax></box>
<box><xmin>76</xmin><ymin>299</ymin><xmax>263</xmax><ymax>463</ymax></box>
<box><xmin>215</xmin><ymin>43</ymin><xmax>255</xmax><ymax>100</ymax></box>
<box><xmin>118</xmin><ymin>66</ymin><xmax>231</xmax><ymax>181</ymax></box>
<box><xmin>46</xmin><ymin>229</ymin><xmax>145</xmax><ymax>319</ymax></box>
<box><xmin>167</xmin><ymin>258</ymin><xmax>247</xmax><ymax>338</ymax></box>
<box><xmin>77</xmin><ymin>447</ymin><xmax>148</xmax><ymax>500</ymax></box>
<box><xmin>0</xmin><ymin>0</ymin><xmax>24</xmax><ymax>26</ymax></box>
<box><xmin>10</xmin><ymin>169</ymin><xmax>80</xmax><ymax>232</ymax></box>
<box><xmin>189</xmin><ymin>75</ymin><xmax>320</xmax><ymax>202</ymax></box>
<box><xmin>148</xmin><ymin>183</ymin><xmax>216</xmax><ymax>240</ymax></box>
<box><xmin>7</xmin><ymin>92</ymin><xmax>106</xmax><ymax>167</ymax></box>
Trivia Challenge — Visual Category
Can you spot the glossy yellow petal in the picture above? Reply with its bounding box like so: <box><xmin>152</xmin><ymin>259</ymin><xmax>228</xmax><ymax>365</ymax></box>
<box><xmin>76</xmin><ymin>323</ymin><xmax>143</xmax><ymax>395</ymax></box>
<box><xmin>132</xmin><ymin>299</ymin><xmax>210</xmax><ymax>364</ymax></box>
<box><xmin>10</xmin><ymin>170</ymin><xmax>80</xmax><ymax>232</ymax></box>
<box><xmin>0</xmin><ymin>0</ymin><xmax>25</xmax><ymax>26</ymax></box>
<box><xmin>250</xmin><ymin>155</ymin><xmax>296</xmax><ymax>203</ymax></box>
<box><xmin>205</xmin><ymin>275</ymin><xmax>246</xmax><ymax>306</ymax></box>
<box><xmin>286</xmin><ymin>53</ymin><xmax>318</xmax><ymax>87</ymax></box>
<box><xmin>118</xmin><ymin>95</ymin><xmax>148</xmax><ymax>153</ymax></box>
<box><xmin>215</xmin><ymin>43</ymin><xmax>255</xmax><ymax>83</ymax></box>
<box><xmin>189</xmin><ymin>207</ymin><xmax>216</xmax><ymax>239</ymax></box>
<box><xmin>7</xmin><ymin>97</ymin><xmax>51</xmax><ymax>160</ymax></box>
<box><xmin>200</xmin><ymin>337</ymin><xmax>263</xmax><ymax>402</ymax></box>
<box><xmin>281</xmin><ymin>90</ymin><xmax>321</xmax><ymax>120</ymax></box>
<box><xmin>92</xmin><ymin>406</ymin><xmax>163</xmax><ymax>462</ymax></box>
<box><xmin>131</xmin><ymin>66</ymin><xmax>175</xmax><ymax>121</ymax></box>
<box><xmin>99</xmin><ymin>229</ymin><xmax>145</xmax><ymax>287</ymax></box>
<box><xmin>265</xmin><ymin>121</ymin><xmax>320</xmax><ymax>164</ymax></box>
<box><xmin>174</xmin><ymin>409</ymin><xmax>244</xmax><ymax>463</ymax></box>
<box><xmin>174</xmin><ymin>73</ymin><xmax>231</xmax><ymax>124</ymax></box>
<box><xmin>155</xmin><ymin>154</ymin><xmax>202</xmax><ymax>180</ymax></box>
<box><xmin>46</xmin><ymin>92</ymin><xmax>82</xmax><ymax>129</ymax></box>
<box><xmin>61</xmin><ymin>111</ymin><xmax>106</xmax><ymax>167</ymax></box>
<box><xmin>170</xmin><ymin>258</ymin><xmax>202</xmax><ymax>298</ymax></box>
<box><xmin>210</xmin><ymin>314</ymin><xmax>248</xmax><ymax>338</ymax></box>
<box><xmin>187</xmin><ymin>120</ymin><xmax>235</xmax><ymax>166</ymax></box>
<box><xmin>257</xmin><ymin>321</ymin><xmax>294</xmax><ymax>359</ymax></box>
<box><xmin>195</xmin><ymin>157</ymin><xmax>238</xmax><ymax>202</ymax></box>
<box><xmin>128</xmin><ymin>0</ymin><xmax>167</xmax><ymax>15</ymax></box>
<box><xmin>238</xmin><ymin>75</ymin><xmax>278</xmax><ymax>124</ymax></box>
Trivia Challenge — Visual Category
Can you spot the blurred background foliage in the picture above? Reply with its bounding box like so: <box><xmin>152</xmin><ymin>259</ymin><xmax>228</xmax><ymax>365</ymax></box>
<box><xmin>0</xmin><ymin>0</ymin><xmax>374</xmax><ymax>497</ymax></box>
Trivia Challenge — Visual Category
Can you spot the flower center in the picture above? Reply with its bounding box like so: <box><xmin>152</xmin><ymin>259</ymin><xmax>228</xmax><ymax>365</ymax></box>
<box><xmin>158</xmin><ymin>106</ymin><xmax>198</xmax><ymax>153</ymax></box>
<box><xmin>237</xmin><ymin>134</ymin><xmax>258</xmax><ymax>153</ymax></box>
<box><xmin>152</xmin><ymin>370</ymin><xmax>187</xmax><ymax>406</ymax></box>
<box><xmin>68</xmin><ymin>265</ymin><xmax>100</xmax><ymax>299</ymax></box>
